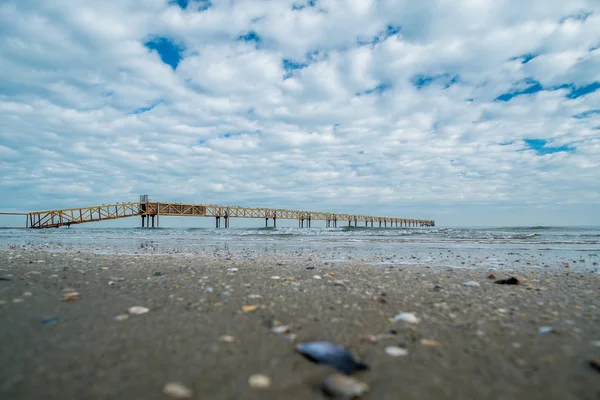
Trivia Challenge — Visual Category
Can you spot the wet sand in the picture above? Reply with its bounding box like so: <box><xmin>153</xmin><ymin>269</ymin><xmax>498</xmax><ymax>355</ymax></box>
<box><xmin>1</xmin><ymin>250</ymin><xmax>599</xmax><ymax>399</ymax></box>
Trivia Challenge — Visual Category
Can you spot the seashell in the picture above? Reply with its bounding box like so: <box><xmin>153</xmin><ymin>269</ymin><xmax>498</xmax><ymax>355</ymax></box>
<box><xmin>393</xmin><ymin>312</ymin><xmax>419</xmax><ymax>324</ymax></box>
<box><xmin>272</xmin><ymin>325</ymin><xmax>291</xmax><ymax>334</ymax></box>
<box><xmin>248</xmin><ymin>374</ymin><xmax>271</xmax><ymax>388</ymax></box>
<box><xmin>128</xmin><ymin>306</ymin><xmax>149</xmax><ymax>315</ymax></box>
<box><xmin>322</xmin><ymin>374</ymin><xmax>369</xmax><ymax>398</ymax></box>
<box><xmin>385</xmin><ymin>346</ymin><xmax>409</xmax><ymax>357</ymax></box>
<box><xmin>163</xmin><ymin>382</ymin><xmax>193</xmax><ymax>398</ymax></box>
<box><xmin>295</xmin><ymin>342</ymin><xmax>369</xmax><ymax>375</ymax></box>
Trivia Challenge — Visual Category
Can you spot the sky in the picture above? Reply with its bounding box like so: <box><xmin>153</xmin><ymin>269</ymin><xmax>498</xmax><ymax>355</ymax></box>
<box><xmin>0</xmin><ymin>0</ymin><xmax>599</xmax><ymax>227</ymax></box>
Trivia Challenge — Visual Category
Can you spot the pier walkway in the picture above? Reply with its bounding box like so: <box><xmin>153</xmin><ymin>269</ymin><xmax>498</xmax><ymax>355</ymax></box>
<box><xmin>24</xmin><ymin>198</ymin><xmax>435</xmax><ymax>229</ymax></box>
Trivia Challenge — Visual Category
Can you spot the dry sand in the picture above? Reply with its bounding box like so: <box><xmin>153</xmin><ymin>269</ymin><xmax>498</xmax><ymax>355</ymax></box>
<box><xmin>1</xmin><ymin>250</ymin><xmax>599</xmax><ymax>399</ymax></box>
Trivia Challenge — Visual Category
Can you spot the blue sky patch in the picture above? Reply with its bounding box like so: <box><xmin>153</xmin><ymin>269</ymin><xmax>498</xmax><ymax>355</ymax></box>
<box><xmin>144</xmin><ymin>37</ymin><xmax>184</xmax><ymax>70</ymax></box>
<box><xmin>197</xmin><ymin>0</ymin><xmax>212</xmax><ymax>11</ymax></box>
<box><xmin>169</xmin><ymin>0</ymin><xmax>211</xmax><ymax>11</ymax></box>
<box><xmin>237</xmin><ymin>31</ymin><xmax>261</xmax><ymax>47</ymax></box>
<box><xmin>524</xmin><ymin>139</ymin><xmax>573</xmax><ymax>155</ymax></box>
<box><xmin>356</xmin><ymin>82</ymin><xmax>392</xmax><ymax>96</ymax></box>
<box><xmin>357</xmin><ymin>24</ymin><xmax>402</xmax><ymax>46</ymax></box>
<box><xmin>573</xmin><ymin>109</ymin><xmax>600</xmax><ymax>119</ymax></box>
<box><xmin>129</xmin><ymin>101</ymin><xmax>161</xmax><ymax>115</ymax></box>
<box><xmin>411</xmin><ymin>73</ymin><xmax>460</xmax><ymax>89</ymax></box>
<box><xmin>564</xmin><ymin>81</ymin><xmax>600</xmax><ymax>99</ymax></box>
<box><xmin>282</xmin><ymin>58</ymin><xmax>308</xmax><ymax>79</ymax></box>
<box><xmin>292</xmin><ymin>0</ymin><xmax>317</xmax><ymax>10</ymax></box>
<box><xmin>510</xmin><ymin>53</ymin><xmax>537</xmax><ymax>64</ymax></box>
<box><xmin>495</xmin><ymin>78</ymin><xmax>543</xmax><ymax>101</ymax></box>
<box><xmin>169</xmin><ymin>0</ymin><xmax>188</xmax><ymax>8</ymax></box>
<box><xmin>559</xmin><ymin>10</ymin><xmax>593</xmax><ymax>24</ymax></box>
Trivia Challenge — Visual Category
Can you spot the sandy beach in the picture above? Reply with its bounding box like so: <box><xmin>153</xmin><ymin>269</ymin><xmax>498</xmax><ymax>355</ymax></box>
<box><xmin>1</xmin><ymin>249</ymin><xmax>599</xmax><ymax>399</ymax></box>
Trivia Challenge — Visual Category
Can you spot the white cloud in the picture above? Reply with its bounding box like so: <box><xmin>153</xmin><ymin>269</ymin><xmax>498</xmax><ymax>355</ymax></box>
<box><xmin>0</xmin><ymin>0</ymin><xmax>599</xmax><ymax>225</ymax></box>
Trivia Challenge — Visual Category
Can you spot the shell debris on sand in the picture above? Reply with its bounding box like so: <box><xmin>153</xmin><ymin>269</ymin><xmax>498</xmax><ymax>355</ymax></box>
<box><xmin>219</xmin><ymin>335</ymin><xmax>235</xmax><ymax>343</ymax></box>
<box><xmin>128</xmin><ymin>306</ymin><xmax>150</xmax><ymax>315</ymax></box>
<box><xmin>248</xmin><ymin>374</ymin><xmax>271</xmax><ymax>389</ymax></box>
<box><xmin>163</xmin><ymin>382</ymin><xmax>193</xmax><ymax>398</ymax></box>
<box><xmin>463</xmin><ymin>281</ymin><xmax>480</xmax><ymax>287</ymax></box>
<box><xmin>385</xmin><ymin>346</ymin><xmax>409</xmax><ymax>357</ymax></box>
<box><xmin>420</xmin><ymin>338</ymin><xmax>441</xmax><ymax>347</ymax></box>
<box><xmin>322</xmin><ymin>374</ymin><xmax>369</xmax><ymax>398</ymax></box>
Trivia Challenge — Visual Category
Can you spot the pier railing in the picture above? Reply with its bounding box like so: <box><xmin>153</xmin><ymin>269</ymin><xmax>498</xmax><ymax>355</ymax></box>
<box><xmin>23</xmin><ymin>201</ymin><xmax>435</xmax><ymax>229</ymax></box>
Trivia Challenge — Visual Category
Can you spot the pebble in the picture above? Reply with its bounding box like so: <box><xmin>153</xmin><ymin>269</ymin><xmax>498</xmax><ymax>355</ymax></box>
<box><xmin>590</xmin><ymin>358</ymin><xmax>600</xmax><ymax>373</ymax></box>
<box><xmin>359</xmin><ymin>334</ymin><xmax>378</xmax><ymax>343</ymax></box>
<box><xmin>271</xmin><ymin>325</ymin><xmax>291</xmax><ymax>334</ymax></box>
<box><xmin>36</xmin><ymin>260</ymin><xmax>45</xmax><ymax>263</ymax></box>
<box><xmin>219</xmin><ymin>335</ymin><xmax>235</xmax><ymax>343</ymax></box>
<box><xmin>313</xmin><ymin>275</ymin><xmax>322</xmax><ymax>280</ymax></box>
<box><xmin>13</xmin><ymin>298</ymin><xmax>24</xmax><ymax>303</ymax></box>
<box><xmin>420</xmin><ymin>338</ymin><xmax>441</xmax><ymax>347</ymax></box>
<box><xmin>322</xmin><ymin>374</ymin><xmax>369</xmax><ymax>398</ymax></box>
<box><xmin>248</xmin><ymin>374</ymin><xmax>271</xmax><ymax>389</ymax></box>
<box><xmin>41</xmin><ymin>317</ymin><xmax>58</xmax><ymax>325</ymax></box>
<box><xmin>270</xmin><ymin>276</ymin><xmax>281</xmax><ymax>280</ymax></box>
<box><xmin>494</xmin><ymin>277</ymin><xmax>519</xmax><ymax>285</ymax></box>
<box><xmin>63</xmin><ymin>292</ymin><xmax>79</xmax><ymax>302</ymax></box>
<box><xmin>591</xmin><ymin>340</ymin><xmax>600</xmax><ymax>348</ymax></box>
<box><xmin>114</xmin><ymin>314</ymin><xmax>129</xmax><ymax>321</ymax></box>
<box><xmin>242</xmin><ymin>305</ymin><xmax>258</xmax><ymax>312</ymax></box>
<box><xmin>0</xmin><ymin>300</ymin><xmax>6</xmax><ymax>305</ymax></box>
<box><xmin>539</xmin><ymin>326</ymin><xmax>553</xmax><ymax>334</ymax></box>
<box><xmin>128</xmin><ymin>306</ymin><xmax>150</xmax><ymax>315</ymax></box>
<box><xmin>0</xmin><ymin>276</ymin><xmax>11</xmax><ymax>281</ymax></box>
<box><xmin>385</xmin><ymin>346</ymin><xmax>409</xmax><ymax>357</ymax></box>
<box><xmin>163</xmin><ymin>382</ymin><xmax>193</xmax><ymax>398</ymax></box>
<box><xmin>226</xmin><ymin>268</ymin><xmax>238</xmax><ymax>273</ymax></box>
<box><xmin>463</xmin><ymin>281</ymin><xmax>480</xmax><ymax>287</ymax></box>
<box><xmin>22</xmin><ymin>292</ymin><xmax>32</xmax><ymax>297</ymax></box>
<box><xmin>393</xmin><ymin>312</ymin><xmax>419</xmax><ymax>324</ymax></box>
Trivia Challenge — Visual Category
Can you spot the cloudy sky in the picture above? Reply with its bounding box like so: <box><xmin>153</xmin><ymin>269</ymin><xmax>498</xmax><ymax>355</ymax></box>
<box><xmin>1</xmin><ymin>0</ymin><xmax>599</xmax><ymax>227</ymax></box>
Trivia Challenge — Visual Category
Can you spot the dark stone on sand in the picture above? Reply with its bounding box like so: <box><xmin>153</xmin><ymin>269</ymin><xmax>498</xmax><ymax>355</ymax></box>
<box><xmin>494</xmin><ymin>277</ymin><xmax>519</xmax><ymax>285</ymax></box>
<box><xmin>0</xmin><ymin>276</ymin><xmax>11</xmax><ymax>281</ymax></box>
<box><xmin>589</xmin><ymin>358</ymin><xmax>600</xmax><ymax>373</ymax></box>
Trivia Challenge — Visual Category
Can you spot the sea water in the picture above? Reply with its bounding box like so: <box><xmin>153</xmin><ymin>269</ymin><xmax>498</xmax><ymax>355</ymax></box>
<box><xmin>0</xmin><ymin>225</ymin><xmax>598</xmax><ymax>272</ymax></box>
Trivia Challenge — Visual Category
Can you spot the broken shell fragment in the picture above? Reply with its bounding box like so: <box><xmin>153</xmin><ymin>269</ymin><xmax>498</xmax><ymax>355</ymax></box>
<box><xmin>163</xmin><ymin>382</ymin><xmax>193</xmax><ymax>398</ymax></box>
<box><xmin>322</xmin><ymin>374</ymin><xmax>369</xmax><ymax>398</ymax></box>
<box><xmin>248</xmin><ymin>374</ymin><xmax>271</xmax><ymax>389</ymax></box>
<box><xmin>420</xmin><ymin>338</ymin><xmax>441</xmax><ymax>347</ymax></box>
<box><xmin>242</xmin><ymin>305</ymin><xmax>258</xmax><ymax>313</ymax></box>
<box><xmin>62</xmin><ymin>292</ymin><xmax>79</xmax><ymax>302</ymax></box>
<box><xmin>295</xmin><ymin>341</ymin><xmax>369</xmax><ymax>375</ymax></box>
<box><xmin>128</xmin><ymin>306</ymin><xmax>150</xmax><ymax>315</ymax></box>
<box><xmin>271</xmin><ymin>325</ymin><xmax>292</xmax><ymax>334</ymax></box>
<box><xmin>385</xmin><ymin>346</ymin><xmax>409</xmax><ymax>357</ymax></box>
